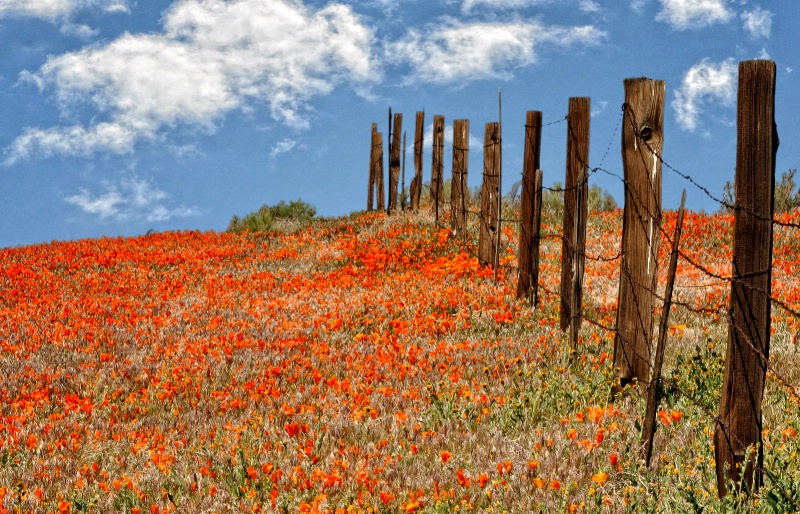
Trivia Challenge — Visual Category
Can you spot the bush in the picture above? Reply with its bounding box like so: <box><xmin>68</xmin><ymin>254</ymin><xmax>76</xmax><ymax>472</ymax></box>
<box><xmin>227</xmin><ymin>199</ymin><xmax>316</xmax><ymax>233</ymax></box>
<box><xmin>721</xmin><ymin>168</ymin><xmax>800</xmax><ymax>213</ymax></box>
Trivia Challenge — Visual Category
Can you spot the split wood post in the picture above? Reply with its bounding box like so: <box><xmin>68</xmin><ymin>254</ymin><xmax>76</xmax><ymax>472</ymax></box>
<box><xmin>479</xmin><ymin>122</ymin><xmax>500</xmax><ymax>268</ymax></box>
<box><xmin>368</xmin><ymin>123</ymin><xmax>378</xmax><ymax>211</ymax></box>
<box><xmin>401</xmin><ymin>131</ymin><xmax>407</xmax><ymax>210</ymax></box>
<box><xmin>431</xmin><ymin>115</ymin><xmax>445</xmax><ymax>223</ymax></box>
<box><xmin>451</xmin><ymin>119</ymin><xmax>470</xmax><ymax>241</ymax></box>
<box><xmin>411</xmin><ymin>111</ymin><xmax>424</xmax><ymax>211</ymax></box>
<box><xmin>714</xmin><ymin>59</ymin><xmax>778</xmax><ymax>498</ymax></box>
<box><xmin>559</xmin><ymin>98</ymin><xmax>591</xmax><ymax>348</ymax></box>
<box><xmin>642</xmin><ymin>189</ymin><xmax>686</xmax><ymax>467</ymax></box>
<box><xmin>517</xmin><ymin>111</ymin><xmax>543</xmax><ymax>303</ymax></box>
<box><xmin>613</xmin><ymin>78</ymin><xmax>665</xmax><ymax>390</ymax></box>
<box><xmin>375</xmin><ymin>131</ymin><xmax>385</xmax><ymax>211</ymax></box>
<box><xmin>388</xmin><ymin>113</ymin><xmax>403</xmax><ymax>214</ymax></box>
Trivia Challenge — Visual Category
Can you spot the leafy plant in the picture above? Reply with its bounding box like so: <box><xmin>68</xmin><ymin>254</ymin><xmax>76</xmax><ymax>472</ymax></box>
<box><xmin>721</xmin><ymin>168</ymin><xmax>800</xmax><ymax>213</ymax></box>
<box><xmin>227</xmin><ymin>199</ymin><xmax>316</xmax><ymax>233</ymax></box>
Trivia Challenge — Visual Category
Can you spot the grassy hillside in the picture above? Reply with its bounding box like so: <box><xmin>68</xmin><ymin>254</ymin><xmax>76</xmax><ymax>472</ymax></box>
<box><xmin>0</xmin><ymin>208</ymin><xmax>798</xmax><ymax>513</ymax></box>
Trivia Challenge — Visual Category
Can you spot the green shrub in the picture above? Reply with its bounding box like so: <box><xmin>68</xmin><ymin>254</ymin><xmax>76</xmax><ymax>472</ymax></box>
<box><xmin>227</xmin><ymin>199</ymin><xmax>316</xmax><ymax>233</ymax></box>
<box><xmin>722</xmin><ymin>168</ymin><xmax>800</xmax><ymax>213</ymax></box>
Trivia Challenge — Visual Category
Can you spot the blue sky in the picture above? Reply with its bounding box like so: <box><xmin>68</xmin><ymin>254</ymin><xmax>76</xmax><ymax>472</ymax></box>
<box><xmin>0</xmin><ymin>0</ymin><xmax>797</xmax><ymax>247</ymax></box>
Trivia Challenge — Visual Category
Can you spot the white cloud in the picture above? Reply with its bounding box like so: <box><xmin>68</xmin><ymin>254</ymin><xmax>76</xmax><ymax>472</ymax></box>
<box><xmin>672</xmin><ymin>57</ymin><xmax>737</xmax><ymax>131</ymax></box>
<box><xmin>580</xmin><ymin>0</ymin><xmax>601</xmax><ymax>13</ymax></box>
<box><xmin>630</xmin><ymin>0</ymin><xmax>648</xmax><ymax>13</ymax></box>
<box><xmin>741</xmin><ymin>6</ymin><xmax>772</xmax><ymax>39</ymax></box>
<box><xmin>59</xmin><ymin>22</ymin><xmax>99</xmax><ymax>39</ymax></box>
<box><xmin>462</xmin><ymin>0</ymin><xmax>548</xmax><ymax>12</ymax></box>
<box><xmin>270</xmin><ymin>138</ymin><xmax>298</xmax><ymax>158</ymax></box>
<box><xmin>387</xmin><ymin>20</ymin><xmax>606</xmax><ymax>85</ymax></box>
<box><xmin>65</xmin><ymin>174</ymin><xmax>199</xmax><ymax>222</ymax></box>
<box><xmin>422</xmin><ymin>123</ymin><xmax>484</xmax><ymax>155</ymax></box>
<box><xmin>656</xmin><ymin>0</ymin><xmax>732</xmax><ymax>29</ymax></box>
<box><xmin>0</xmin><ymin>0</ymin><xmax>128</xmax><ymax>19</ymax></box>
<box><xmin>6</xmin><ymin>0</ymin><xmax>378</xmax><ymax>162</ymax></box>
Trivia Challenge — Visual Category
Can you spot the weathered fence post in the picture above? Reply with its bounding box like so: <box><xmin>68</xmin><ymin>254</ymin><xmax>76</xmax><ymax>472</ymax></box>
<box><xmin>642</xmin><ymin>190</ymin><xmax>686</xmax><ymax>467</ymax></box>
<box><xmin>388</xmin><ymin>113</ymin><xmax>403</xmax><ymax>213</ymax></box>
<box><xmin>479</xmin><ymin>122</ymin><xmax>500</xmax><ymax>268</ymax></box>
<box><xmin>401</xmin><ymin>131</ymin><xmax>407</xmax><ymax>210</ymax></box>
<box><xmin>376</xmin><ymin>131</ymin><xmax>385</xmax><ymax>211</ymax></box>
<box><xmin>613</xmin><ymin>78</ymin><xmax>665</xmax><ymax>390</ymax></box>
<box><xmin>368</xmin><ymin>123</ymin><xmax>378</xmax><ymax>211</ymax></box>
<box><xmin>714</xmin><ymin>59</ymin><xmax>778</xmax><ymax>498</ymax></box>
<box><xmin>517</xmin><ymin>111</ymin><xmax>543</xmax><ymax>303</ymax></box>
<box><xmin>411</xmin><ymin>111</ymin><xmax>424</xmax><ymax>211</ymax></box>
<box><xmin>559</xmin><ymin>98</ymin><xmax>591</xmax><ymax>348</ymax></box>
<box><xmin>431</xmin><ymin>115</ymin><xmax>445</xmax><ymax>223</ymax></box>
<box><xmin>451</xmin><ymin>119</ymin><xmax>469</xmax><ymax>240</ymax></box>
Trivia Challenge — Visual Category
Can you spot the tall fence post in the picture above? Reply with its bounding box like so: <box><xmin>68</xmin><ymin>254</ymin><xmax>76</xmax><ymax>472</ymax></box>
<box><xmin>376</xmin><ymin>131</ymin><xmax>385</xmax><ymax>211</ymax></box>
<box><xmin>613</xmin><ymin>78</ymin><xmax>665</xmax><ymax>390</ymax></box>
<box><xmin>411</xmin><ymin>111</ymin><xmax>424</xmax><ymax>211</ymax></box>
<box><xmin>401</xmin><ymin>131</ymin><xmax>407</xmax><ymax>210</ymax></box>
<box><xmin>451</xmin><ymin>119</ymin><xmax>469</xmax><ymax>240</ymax></box>
<box><xmin>714</xmin><ymin>59</ymin><xmax>778</xmax><ymax>498</ymax></box>
<box><xmin>517</xmin><ymin>111</ymin><xmax>543</xmax><ymax>303</ymax></box>
<box><xmin>368</xmin><ymin>123</ymin><xmax>377</xmax><ymax>211</ymax></box>
<box><xmin>559</xmin><ymin>98</ymin><xmax>591</xmax><ymax>347</ymax></box>
<box><xmin>431</xmin><ymin>115</ymin><xmax>445</xmax><ymax>223</ymax></box>
<box><xmin>388</xmin><ymin>113</ymin><xmax>403</xmax><ymax>214</ymax></box>
<box><xmin>642</xmin><ymin>190</ymin><xmax>686</xmax><ymax>467</ymax></box>
<box><xmin>479</xmin><ymin>122</ymin><xmax>500</xmax><ymax>268</ymax></box>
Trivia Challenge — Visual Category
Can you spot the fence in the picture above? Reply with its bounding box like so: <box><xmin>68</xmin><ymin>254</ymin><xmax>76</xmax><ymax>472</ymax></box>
<box><xmin>367</xmin><ymin>59</ymin><xmax>795</xmax><ymax>500</ymax></box>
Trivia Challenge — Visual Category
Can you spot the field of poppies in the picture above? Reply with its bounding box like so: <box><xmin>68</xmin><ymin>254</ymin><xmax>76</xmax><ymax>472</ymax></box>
<box><xmin>1</xmin><ymin>206</ymin><xmax>799</xmax><ymax>513</ymax></box>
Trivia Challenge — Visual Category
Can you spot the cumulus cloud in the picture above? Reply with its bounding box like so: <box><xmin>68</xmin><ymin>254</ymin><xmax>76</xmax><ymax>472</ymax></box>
<box><xmin>741</xmin><ymin>6</ymin><xmax>772</xmax><ymax>39</ymax></box>
<box><xmin>64</xmin><ymin>174</ymin><xmax>199</xmax><ymax>222</ymax></box>
<box><xmin>386</xmin><ymin>20</ymin><xmax>606</xmax><ymax>85</ymax></box>
<box><xmin>672</xmin><ymin>57</ymin><xmax>737</xmax><ymax>131</ymax></box>
<box><xmin>656</xmin><ymin>0</ymin><xmax>732</xmax><ymax>29</ymax></box>
<box><xmin>0</xmin><ymin>0</ymin><xmax>128</xmax><ymax>19</ymax></box>
<box><xmin>5</xmin><ymin>0</ymin><xmax>378</xmax><ymax>162</ymax></box>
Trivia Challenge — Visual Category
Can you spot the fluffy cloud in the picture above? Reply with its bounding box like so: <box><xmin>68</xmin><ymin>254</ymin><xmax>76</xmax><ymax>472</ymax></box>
<box><xmin>65</xmin><ymin>174</ymin><xmax>199</xmax><ymax>222</ymax></box>
<box><xmin>741</xmin><ymin>6</ymin><xmax>772</xmax><ymax>39</ymax></box>
<box><xmin>386</xmin><ymin>20</ymin><xmax>606</xmax><ymax>85</ymax></box>
<box><xmin>6</xmin><ymin>0</ymin><xmax>378</xmax><ymax>162</ymax></box>
<box><xmin>672</xmin><ymin>57</ymin><xmax>737</xmax><ymax>131</ymax></box>
<box><xmin>656</xmin><ymin>0</ymin><xmax>732</xmax><ymax>29</ymax></box>
<box><xmin>0</xmin><ymin>0</ymin><xmax>127</xmax><ymax>19</ymax></box>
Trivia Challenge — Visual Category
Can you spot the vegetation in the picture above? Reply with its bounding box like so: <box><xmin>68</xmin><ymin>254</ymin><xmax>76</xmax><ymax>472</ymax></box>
<box><xmin>1</xmin><ymin>199</ymin><xmax>799</xmax><ymax>513</ymax></box>
<box><xmin>722</xmin><ymin>168</ymin><xmax>800</xmax><ymax>213</ymax></box>
<box><xmin>227</xmin><ymin>198</ymin><xmax>317</xmax><ymax>233</ymax></box>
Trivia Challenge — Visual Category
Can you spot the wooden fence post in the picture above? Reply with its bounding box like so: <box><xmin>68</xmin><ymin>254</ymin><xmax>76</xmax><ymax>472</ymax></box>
<box><xmin>431</xmin><ymin>115</ymin><xmax>445</xmax><ymax>223</ymax></box>
<box><xmin>479</xmin><ymin>122</ymin><xmax>500</xmax><ymax>268</ymax></box>
<box><xmin>451</xmin><ymin>119</ymin><xmax>469</xmax><ymax>240</ymax></box>
<box><xmin>642</xmin><ymin>190</ymin><xmax>686</xmax><ymax>467</ymax></box>
<box><xmin>401</xmin><ymin>131</ymin><xmax>407</xmax><ymax>210</ymax></box>
<box><xmin>517</xmin><ymin>111</ymin><xmax>543</xmax><ymax>302</ymax></box>
<box><xmin>613</xmin><ymin>78</ymin><xmax>665</xmax><ymax>390</ymax></box>
<box><xmin>559</xmin><ymin>98</ymin><xmax>591</xmax><ymax>347</ymax></box>
<box><xmin>411</xmin><ymin>111</ymin><xmax>424</xmax><ymax>211</ymax></box>
<box><xmin>388</xmin><ymin>113</ymin><xmax>403</xmax><ymax>214</ymax></box>
<box><xmin>714</xmin><ymin>59</ymin><xmax>778</xmax><ymax>498</ymax></box>
<box><xmin>368</xmin><ymin>123</ymin><xmax>377</xmax><ymax>211</ymax></box>
<box><xmin>376</xmin><ymin>131</ymin><xmax>385</xmax><ymax>211</ymax></box>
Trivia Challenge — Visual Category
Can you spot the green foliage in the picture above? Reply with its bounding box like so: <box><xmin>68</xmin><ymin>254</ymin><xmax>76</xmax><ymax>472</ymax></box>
<box><xmin>530</xmin><ymin>182</ymin><xmax>617</xmax><ymax>218</ymax></box>
<box><xmin>722</xmin><ymin>168</ymin><xmax>800</xmax><ymax>213</ymax></box>
<box><xmin>227</xmin><ymin>199</ymin><xmax>316</xmax><ymax>233</ymax></box>
<box><xmin>664</xmin><ymin>340</ymin><xmax>724</xmax><ymax>412</ymax></box>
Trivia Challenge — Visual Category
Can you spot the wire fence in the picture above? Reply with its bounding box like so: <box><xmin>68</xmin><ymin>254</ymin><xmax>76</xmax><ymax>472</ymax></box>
<box><xmin>394</xmin><ymin>99</ymin><xmax>800</xmax><ymax>479</ymax></box>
